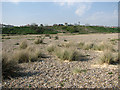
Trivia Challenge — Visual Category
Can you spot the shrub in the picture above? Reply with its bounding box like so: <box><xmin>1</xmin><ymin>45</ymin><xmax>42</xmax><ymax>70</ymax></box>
<box><xmin>114</xmin><ymin>52</ymin><xmax>120</xmax><ymax>63</ymax></box>
<box><xmin>54</xmin><ymin>47</ymin><xmax>85</xmax><ymax>61</ymax></box>
<box><xmin>2</xmin><ymin>53</ymin><xmax>19</xmax><ymax>79</ymax></box>
<box><xmin>34</xmin><ymin>49</ymin><xmax>43</xmax><ymax>58</ymax></box>
<box><xmin>15</xmin><ymin>43</ymin><xmax>19</xmax><ymax>45</ymax></box>
<box><xmin>78</xmin><ymin>42</ymin><xmax>85</xmax><ymax>49</ymax></box>
<box><xmin>49</xmin><ymin>36</ymin><xmax>52</xmax><ymax>39</ymax></box>
<box><xmin>98</xmin><ymin>51</ymin><xmax>114</xmax><ymax>64</ymax></box>
<box><xmin>94</xmin><ymin>42</ymin><xmax>115</xmax><ymax>51</ymax></box>
<box><xmin>34</xmin><ymin>38</ymin><xmax>43</xmax><ymax>44</ymax></box>
<box><xmin>26</xmin><ymin>46</ymin><xmax>35</xmax><ymax>52</ymax></box>
<box><xmin>55</xmin><ymin>36</ymin><xmax>59</xmax><ymax>40</ymax></box>
<box><xmin>45</xmin><ymin>34</ymin><xmax>50</xmax><ymax>37</ymax></box>
<box><xmin>47</xmin><ymin>44</ymin><xmax>56</xmax><ymax>53</ymax></box>
<box><xmin>83</xmin><ymin>43</ymin><xmax>95</xmax><ymax>50</ymax></box>
<box><xmin>58</xmin><ymin>42</ymin><xmax>75</xmax><ymax>48</ymax></box>
<box><xmin>13</xmin><ymin>47</ymin><xmax>44</xmax><ymax>63</ymax></box>
<box><xmin>28</xmin><ymin>49</ymin><xmax>43</xmax><ymax>62</ymax></box>
<box><xmin>13</xmin><ymin>50</ymin><xmax>30</xmax><ymax>63</ymax></box>
<box><xmin>19</xmin><ymin>40</ymin><xmax>28</xmax><ymax>49</ymax></box>
<box><xmin>64</xmin><ymin>39</ymin><xmax>67</xmax><ymax>42</ymax></box>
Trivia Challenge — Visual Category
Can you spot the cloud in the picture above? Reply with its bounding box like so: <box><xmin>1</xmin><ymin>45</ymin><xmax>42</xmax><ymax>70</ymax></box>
<box><xmin>84</xmin><ymin>10</ymin><xmax>118</xmax><ymax>26</ymax></box>
<box><xmin>75</xmin><ymin>3</ymin><xmax>92</xmax><ymax>17</ymax></box>
<box><xmin>53</xmin><ymin>0</ymin><xmax>76</xmax><ymax>6</ymax></box>
<box><xmin>54</xmin><ymin>0</ymin><xmax>92</xmax><ymax>17</ymax></box>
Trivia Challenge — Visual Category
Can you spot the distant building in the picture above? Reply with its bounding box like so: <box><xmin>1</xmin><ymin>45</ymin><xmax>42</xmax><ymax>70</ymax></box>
<box><xmin>64</xmin><ymin>23</ymin><xmax>68</xmax><ymax>26</ymax></box>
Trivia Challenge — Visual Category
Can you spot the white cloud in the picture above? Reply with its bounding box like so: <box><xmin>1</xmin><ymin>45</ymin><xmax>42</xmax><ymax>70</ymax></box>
<box><xmin>84</xmin><ymin>10</ymin><xmax>118</xmax><ymax>26</ymax></box>
<box><xmin>54</xmin><ymin>1</ymin><xmax>92</xmax><ymax>17</ymax></box>
<box><xmin>2</xmin><ymin>0</ymin><xmax>120</xmax><ymax>2</ymax></box>
<box><xmin>75</xmin><ymin>3</ymin><xmax>92</xmax><ymax>17</ymax></box>
<box><xmin>53</xmin><ymin>0</ymin><xmax>75</xmax><ymax>6</ymax></box>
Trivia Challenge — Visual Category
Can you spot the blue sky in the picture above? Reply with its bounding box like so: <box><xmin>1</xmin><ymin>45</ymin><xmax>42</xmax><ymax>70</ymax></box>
<box><xmin>2</xmin><ymin>2</ymin><xmax>118</xmax><ymax>26</ymax></box>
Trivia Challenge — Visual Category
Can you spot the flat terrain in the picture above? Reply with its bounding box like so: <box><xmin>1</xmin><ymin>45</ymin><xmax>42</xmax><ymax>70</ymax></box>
<box><xmin>2</xmin><ymin>33</ymin><xmax>119</xmax><ymax>88</ymax></box>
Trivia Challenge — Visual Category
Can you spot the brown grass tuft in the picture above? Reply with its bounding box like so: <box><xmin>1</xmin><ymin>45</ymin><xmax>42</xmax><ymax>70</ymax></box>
<box><xmin>34</xmin><ymin>38</ymin><xmax>43</xmax><ymax>44</ymax></box>
<box><xmin>2</xmin><ymin>52</ymin><xmax>19</xmax><ymax>79</ymax></box>
<box><xmin>19</xmin><ymin>40</ymin><xmax>28</xmax><ymax>49</ymax></box>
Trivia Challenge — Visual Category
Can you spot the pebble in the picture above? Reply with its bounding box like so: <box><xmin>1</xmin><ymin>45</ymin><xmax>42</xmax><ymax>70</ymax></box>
<box><xmin>2</xmin><ymin>52</ymin><xmax>118</xmax><ymax>88</ymax></box>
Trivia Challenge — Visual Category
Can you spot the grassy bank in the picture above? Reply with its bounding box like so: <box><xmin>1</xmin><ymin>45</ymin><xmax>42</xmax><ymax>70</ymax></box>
<box><xmin>2</xmin><ymin>25</ymin><xmax>119</xmax><ymax>35</ymax></box>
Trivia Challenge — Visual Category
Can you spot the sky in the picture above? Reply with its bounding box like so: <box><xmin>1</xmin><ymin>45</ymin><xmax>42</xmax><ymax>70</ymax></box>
<box><xmin>1</xmin><ymin>1</ymin><xmax>118</xmax><ymax>26</ymax></box>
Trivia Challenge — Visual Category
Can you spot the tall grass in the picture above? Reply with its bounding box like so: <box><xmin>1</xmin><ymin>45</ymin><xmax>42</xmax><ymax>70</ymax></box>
<box><xmin>34</xmin><ymin>38</ymin><xmax>43</xmax><ymax>44</ymax></box>
<box><xmin>2</xmin><ymin>45</ymin><xmax>45</xmax><ymax>79</ymax></box>
<box><xmin>58</xmin><ymin>42</ymin><xmax>75</xmax><ymax>48</ymax></box>
<box><xmin>93</xmin><ymin>42</ymin><xmax>115</xmax><ymax>51</ymax></box>
<box><xmin>78</xmin><ymin>42</ymin><xmax>115</xmax><ymax>52</ymax></box>
<box><xmin>97</xmin><ymin>51</ymin><xmax>115</xmax><ymax>64</ymax></box>
<box><xmin>19</xmin><ymin>40</ymin><xmax>28</xmax><ymax>49</ymax></box>
<box><xmin>47</xmin><ymin>44</ymin><xmax>56</xmax><ymax>54</ymax></box>
<box><xmin>2</xmin><ymin>53</ymin><xmax>19</xmax><ymax>79</ymax></box>
<box><xmin>54</xmin><ymin>47</ymin><xmax>85</xmax><ymax>61</ymax></box>
<box><xmin>13</xmin><ymin>47</ymin><xmax>43</xmax><ymax>63</ymax></box>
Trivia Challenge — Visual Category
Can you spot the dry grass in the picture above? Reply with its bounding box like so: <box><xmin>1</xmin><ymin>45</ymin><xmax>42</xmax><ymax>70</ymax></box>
<box><xmin>2</xmin><ymin>52</ymin><xmax>19</xmax><ymax>79</ymax></box>
<box><xmin>83</xmin><ymin>43</ymin><xmax>95</xmax><ymax>50</ymax></box>
<box><xmin>2</xmin><ymin>45</ymin><xmax>45</xmax><ymax>79</ymax></box>
<box><xmin>58</xmin><ymin>42</ymin><xmax>75</xmax><ymax>48</ymax></box>
<box><xmin>13</xmin><ymin>50</ymin><xmax>30</xmax><ymax>63</ymax></box>
<box><xmin>93</xmin><ymin>42</ymin><xmax>115</xmax><ymax>51</ymax></box>
<box><xmin>77</xmin><ymin>42</ymin><xmax>85</xmax><ymax>49</ymax></box>
<box><xmin>54</xmin><ymin>47</ymin><xmax>85</xmax><ymax>61</ymax></box>
<box><xmin>114</xmin><ymin>52</ymin><xmax>120</xmax><ymax>63</ymax></box>
<box><xmin>19</xmin><ymin>40</ymin><xmax>28</xmax><ymax>49</ymax></box>
<box><xmin>34</xmin><ymin>38</ymin><xmax>43</xmax><ymax>44</ymax></box>
<box><xmin>97</xmin><ymin>51</ymin><xmax>115</xmax><ymax>64</ymax></box>
<box><xmin>13</xmin><ymin>46</ymin><xmax>44</xmax><ymax>63</ymax></box>
<box><xmin>78</xmin><ymin>42</ymin><xmax>115</xmax><ymax>52</ymax></box>
<box><xmin>47</xmin><ymin>44</ymin><xmax>56</xmax><ymax>54</ymax></box>
<box><xmin>72</xmin><ymin>68</ymin><xmax>87</xmax><ymax>74</ymax></box>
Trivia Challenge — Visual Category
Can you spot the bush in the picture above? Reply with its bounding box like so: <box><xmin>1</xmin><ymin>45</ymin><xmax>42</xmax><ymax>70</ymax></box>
<box><xmin>55</xmin><ymin>36</ymin><xmax>59</xmax><ymax>40</ymax></box>
<box><xmin>45</xmin><ymin>34</ymin><xmax>50</xmax><ymax>37</ymax></box>
<box><xmin>13</xmin><ymin>47</ymin><xmax>44</xmax><ymax>63</ymax></box>
<box><xmin>114</xmin><ymin>52</ymin><xmax>120</xmax><ymax>63</ymax></box>
<box><xmin>98</xmin><ymin>51</ymin><xmax>114</xmax><ymax>64</ymax></box>
<box><xmin>47</xmin><ymin>44</ymin><xmax>56</xmax><ymax>53</ymax></box>
<box><xmin>93</xmin><ymin>42</ymin><xmax>115</xmax><ymax>51</ymax></box>
<box><xmin>2</xmin><ymin>53</ymin><xmax>19</xmax><ymax>79</ymax></box>
<box><xmin>83</xmin><ymin>43</ymin><xmax>95</xmax><ymax>50</ymax></box>
<box><xmin>78</xmin><ymin>42</ymin><xmax>85</xmax><ymax>49</ymax></box>
<box><xmin>34</xmin><ymin>38</ymin><xmax>43</xmax><ymax>44</ymax></box>
<box><xmin>28</xmin><ymin>49</ymin><xmax>43</xmax><ymax>62</ymax></box>
<box><xmin>58</xmin><ymin>42</ymin><xmax>75</xmax><ymax>48</ymax></box>
<box><xmin>54</xmin><ymin>47</ymin><xmax>85</xmax><ymax>61</ymax></box>
<box><xmin>13</xmin><ymin>50</ymin><xmax>30</xmax><ymax>63</ymax></box>
<box><xmin>64</xmin><ymin>39</ymin><xmax>67</xmax><ymax>42</ymax></box>
<box><xmin>19</xmin><ymin>40</ymin><xmax>28</xmax><ymax>49</ymax></box>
